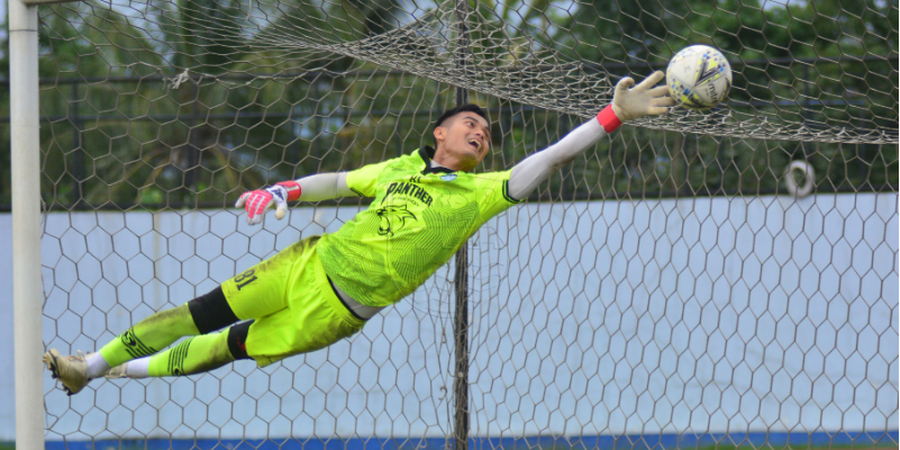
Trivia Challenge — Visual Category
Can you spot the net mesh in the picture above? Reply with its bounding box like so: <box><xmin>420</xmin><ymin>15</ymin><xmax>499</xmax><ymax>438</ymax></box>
<box><xmin>15</xmin><ymin>0</ymin><xmax>898</xmax><ymax>448</ymax></box>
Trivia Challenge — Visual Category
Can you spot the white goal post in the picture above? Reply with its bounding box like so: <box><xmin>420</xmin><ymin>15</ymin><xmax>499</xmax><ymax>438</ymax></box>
<box><xmin>9</xmin><ymin>0</ymin><xmax>898</xmax><ymax>449</ymax></box>
<box><xmin>10</xmin><ymin>0</ymin><xmax>46</xmax><ymax>447</ymax></box>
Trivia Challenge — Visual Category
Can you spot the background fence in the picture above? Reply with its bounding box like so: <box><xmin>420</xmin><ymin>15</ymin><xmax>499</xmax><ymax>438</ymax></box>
<box><xmin>0</xmin><ymin>0</ymin><xmax>897</xmax><ymax>448</ymax></box>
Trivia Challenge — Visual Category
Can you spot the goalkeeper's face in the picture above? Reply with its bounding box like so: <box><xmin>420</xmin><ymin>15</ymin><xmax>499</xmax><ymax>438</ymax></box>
<box><xmin>433</xmin><ymin>112</ymin><xmax>491</xmax><ymax>172</ymax></box>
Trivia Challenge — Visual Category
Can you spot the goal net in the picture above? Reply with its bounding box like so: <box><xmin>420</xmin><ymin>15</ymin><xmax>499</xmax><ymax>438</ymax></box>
<box><xmin>13</xmin><ymin>0</ymin><xmax>897</xmax><ymax>448</ymax></box>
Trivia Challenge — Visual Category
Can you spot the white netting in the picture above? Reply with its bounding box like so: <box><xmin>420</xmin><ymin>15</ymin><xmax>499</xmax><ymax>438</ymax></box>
<box><xmin>16</xmin><ymin>0</ymin><xmax>898</xmax><ymax>449</ymax></box>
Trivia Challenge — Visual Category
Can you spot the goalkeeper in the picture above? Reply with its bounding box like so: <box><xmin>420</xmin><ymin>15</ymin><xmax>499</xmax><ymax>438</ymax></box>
<box><xmin>44</xmin><ymin>71</ymin><xmax>673</xmax><ymax>395</ymax></box>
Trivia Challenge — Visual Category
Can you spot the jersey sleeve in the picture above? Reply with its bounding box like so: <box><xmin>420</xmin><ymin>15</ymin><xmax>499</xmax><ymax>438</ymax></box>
<box><xmin>344</xmin><ymin>158</ymin><xmax>396</xmax><ymax>198</ymax></box>
<box><xmin>472</xmin><ymin>169</ymin><xmax>524</xmax><ymax>222</ymax></box>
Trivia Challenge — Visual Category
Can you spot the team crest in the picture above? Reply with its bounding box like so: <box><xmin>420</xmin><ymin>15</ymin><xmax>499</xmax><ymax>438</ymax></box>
<box><xmin>376</xmin><ymin>204</ymin><xmax>418</xmax><ymax>236</ymax></box>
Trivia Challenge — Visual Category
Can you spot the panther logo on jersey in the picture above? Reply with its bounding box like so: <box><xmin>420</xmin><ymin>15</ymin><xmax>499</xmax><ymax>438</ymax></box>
<box><xmin>376</xmin><ymin>204</ymin><xmax>418</xmax><ymax>237</ymax></box>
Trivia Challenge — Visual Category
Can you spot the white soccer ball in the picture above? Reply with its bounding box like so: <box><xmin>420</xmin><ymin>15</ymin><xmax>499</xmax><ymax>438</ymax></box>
<box><xmin>666</xmin><ymin>45</ymin><xmax>732</xmax><ymax>110</ymax></box>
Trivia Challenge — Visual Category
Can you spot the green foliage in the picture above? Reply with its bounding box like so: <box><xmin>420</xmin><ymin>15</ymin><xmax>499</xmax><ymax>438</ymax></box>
<box><xmin>0</xmin><ymin>0</ymin><xmax>895</xmax><ymax>211</ymax></box>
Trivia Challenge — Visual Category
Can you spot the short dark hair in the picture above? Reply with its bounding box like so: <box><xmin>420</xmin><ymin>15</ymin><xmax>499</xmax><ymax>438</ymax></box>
<box><xmin>433</xmin><ymin>104</ymin><xmax>488</xmax><ymax>147</ymax></box>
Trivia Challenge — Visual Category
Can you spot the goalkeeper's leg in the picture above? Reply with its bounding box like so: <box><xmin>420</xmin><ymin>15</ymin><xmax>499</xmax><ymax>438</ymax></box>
<box><xmin>99</xmin><ymin>235</ymin><xmax>317</xmax><ymax>377</ymax></box>
<box><xmin>46</xmin><ymin>237</ymin><xmax>322</xmax><ymax>394</ymax></box>
<box><xmin>44</xmin><ymin>286</ymin><xmax>251</xmax><ymax>394</ymax></box>
<box><xmin>93</xmin><ymin>286</ymin><xmax>241</xmax><ymax>373</ymax></box>
<box><xmin>107</xmin><ymin>321</ymin><xmax>252</xmax><ymax>378</ymax></box>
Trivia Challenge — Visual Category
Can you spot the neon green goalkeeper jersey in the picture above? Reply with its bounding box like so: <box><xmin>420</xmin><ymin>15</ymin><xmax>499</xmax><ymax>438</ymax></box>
<box><xmin>317</xmin><ymin>147</ymin><xmax>522</xmax><ymax>307</ymax></box>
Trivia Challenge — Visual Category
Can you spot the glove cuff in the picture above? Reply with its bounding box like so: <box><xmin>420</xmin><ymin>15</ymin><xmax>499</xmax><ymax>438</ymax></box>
<box><xmin>275</xmin><ymin>181</ymin><xmax>302</xmax><ymax>202</ymax></box>
<box><xmin>596</xmin><ymin>105</ymin><xmax>622</xmax><ymax>133</ymax></box>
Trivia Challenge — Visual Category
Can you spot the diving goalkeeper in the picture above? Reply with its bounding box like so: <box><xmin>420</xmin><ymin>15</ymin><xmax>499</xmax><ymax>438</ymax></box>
<box><xmin>44</xmin><ymin>71</ymin><xmax>674</xmax><ymax>395</ymax></box>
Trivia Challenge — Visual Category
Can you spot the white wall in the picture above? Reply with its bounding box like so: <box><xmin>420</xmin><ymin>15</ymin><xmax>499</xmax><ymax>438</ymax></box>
<box><xmin>0</xmin><ymin>214</ymin><xmax>13</xmax><ymax>439</ymax></box>
<box><xmin>0</xmin><ymin>193</ymin><xmax>897</xmax><ymax>441</ymax></box>
<box><xmin>471</xmin><ymin>193</ymin><xmax>898</xmax><ymax>437</ymax></box>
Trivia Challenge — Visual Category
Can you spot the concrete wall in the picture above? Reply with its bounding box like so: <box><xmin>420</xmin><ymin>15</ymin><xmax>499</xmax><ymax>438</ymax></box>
<box><xmin>1</xmin><ymin>193</ymin><xmax>897</xmax><ymax>441</ymax></box>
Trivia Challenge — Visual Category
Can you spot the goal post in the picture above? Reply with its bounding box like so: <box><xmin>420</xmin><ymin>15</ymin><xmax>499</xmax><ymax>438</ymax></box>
<box><xmin>10</xmin><ymin>0</ymin><xmax>45</xmax><ymax>447</ymax></box>
<box><xmin>6</xmin><ymin>0</ymin><xmax>898</xmax><ymax>449</ymax></box>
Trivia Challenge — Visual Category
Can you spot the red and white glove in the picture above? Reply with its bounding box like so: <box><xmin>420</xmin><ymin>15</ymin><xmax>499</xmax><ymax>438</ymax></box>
<box><xmin>596</xmin><ymin>70</ymin><xmax>675</xmax><ymax>132</ymax></box>
<box><xmin>235</xmin><ymin>181</ymin><xmax>301</xmax><ymax>225</ymax></box>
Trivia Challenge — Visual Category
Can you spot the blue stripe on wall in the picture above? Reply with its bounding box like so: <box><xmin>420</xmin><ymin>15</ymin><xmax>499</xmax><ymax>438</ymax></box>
<box><xmin>42</xmin><ymin>430</ymin><xmax>899</xmax><ymax>450</ymax></box>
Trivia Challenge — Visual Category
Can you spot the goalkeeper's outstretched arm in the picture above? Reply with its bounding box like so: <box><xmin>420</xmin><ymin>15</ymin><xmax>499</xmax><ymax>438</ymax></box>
<box><xmin>235</xmin><ymin>172</ymin><xmax>356</xmax><ymax>225</ymax></box>
<box><xmin>507</xmin><ymin>71</ymin><xmax>674</xmax><ymax>200</ymax></box>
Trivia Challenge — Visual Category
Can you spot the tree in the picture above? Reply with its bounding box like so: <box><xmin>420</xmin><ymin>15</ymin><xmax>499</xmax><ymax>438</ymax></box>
<box><xmin>0</xmin><ymin>0</ymin><xmax>895</xmax><ymax>210</ymax></box>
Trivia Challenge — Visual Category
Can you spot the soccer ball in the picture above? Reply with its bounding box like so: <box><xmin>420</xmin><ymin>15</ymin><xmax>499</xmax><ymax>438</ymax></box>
<box><xmin>666</xmin><ymin>45</ymin><xmax>732</xmax><ymax>110</ymax></box>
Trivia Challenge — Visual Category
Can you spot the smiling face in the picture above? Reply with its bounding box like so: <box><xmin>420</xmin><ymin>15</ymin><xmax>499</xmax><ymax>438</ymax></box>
<box><xmin>432</xmin><ymin>111</ymin><xmax>491</xmax><ymax>173</ymax></box>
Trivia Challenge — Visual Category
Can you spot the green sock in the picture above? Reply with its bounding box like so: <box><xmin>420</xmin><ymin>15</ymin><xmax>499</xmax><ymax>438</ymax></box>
<box><xmin>98</xmin><ymin>304</ymin><xmax>200</xmax><ymax>368</ymax></box>
<box><xmin>147</xmin><ymin>331</ymin><xmax>235</xmax><ymax>377</ymax></box>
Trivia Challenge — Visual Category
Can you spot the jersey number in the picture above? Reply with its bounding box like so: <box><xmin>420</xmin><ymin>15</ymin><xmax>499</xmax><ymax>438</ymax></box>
<box><xmin>234</xmin><ymin>269</ymin><xmax>258</xmax><ymax>291</ymax></box>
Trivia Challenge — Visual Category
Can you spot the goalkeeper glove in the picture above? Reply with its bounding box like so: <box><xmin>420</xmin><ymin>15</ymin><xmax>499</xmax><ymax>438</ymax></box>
<box><xmin>235</xmin><ymin>181</ymin><xmax>301</xmax><ymax>225</ymax></box>
<box><xmin>597</xmin><ymin>70</ymin><xmax>675</xmax><ymax>132</ymax></box>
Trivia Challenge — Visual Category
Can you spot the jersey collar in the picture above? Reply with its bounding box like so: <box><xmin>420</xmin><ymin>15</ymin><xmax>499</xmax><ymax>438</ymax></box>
<box><xmin>418</xmin><ymin>146</ymin><xmax>455</xmax><ymax>175</ymax></box>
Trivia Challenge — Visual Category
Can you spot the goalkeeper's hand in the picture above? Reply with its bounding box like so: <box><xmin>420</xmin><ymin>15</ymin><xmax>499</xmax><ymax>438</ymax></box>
<box><xmin>235</xmin><ymin>181</ymin><xmax>301</xmax><ymax>225</ymax></box>
<box><xmin>610</xmin><ymin>70</ymin><xmax>675</xmax><ymax>122</ymax></box>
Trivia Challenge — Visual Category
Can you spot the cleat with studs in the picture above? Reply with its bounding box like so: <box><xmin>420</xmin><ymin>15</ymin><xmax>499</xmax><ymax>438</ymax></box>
<box><xmin>43</xmin><ymin>349</ymin><xmax>92</xmax><ymax>396</ymax></box>
<box><xmin>104</xmin><ymin>363</ymin><xmax>128</xmax><ymax>380</ymax></box>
